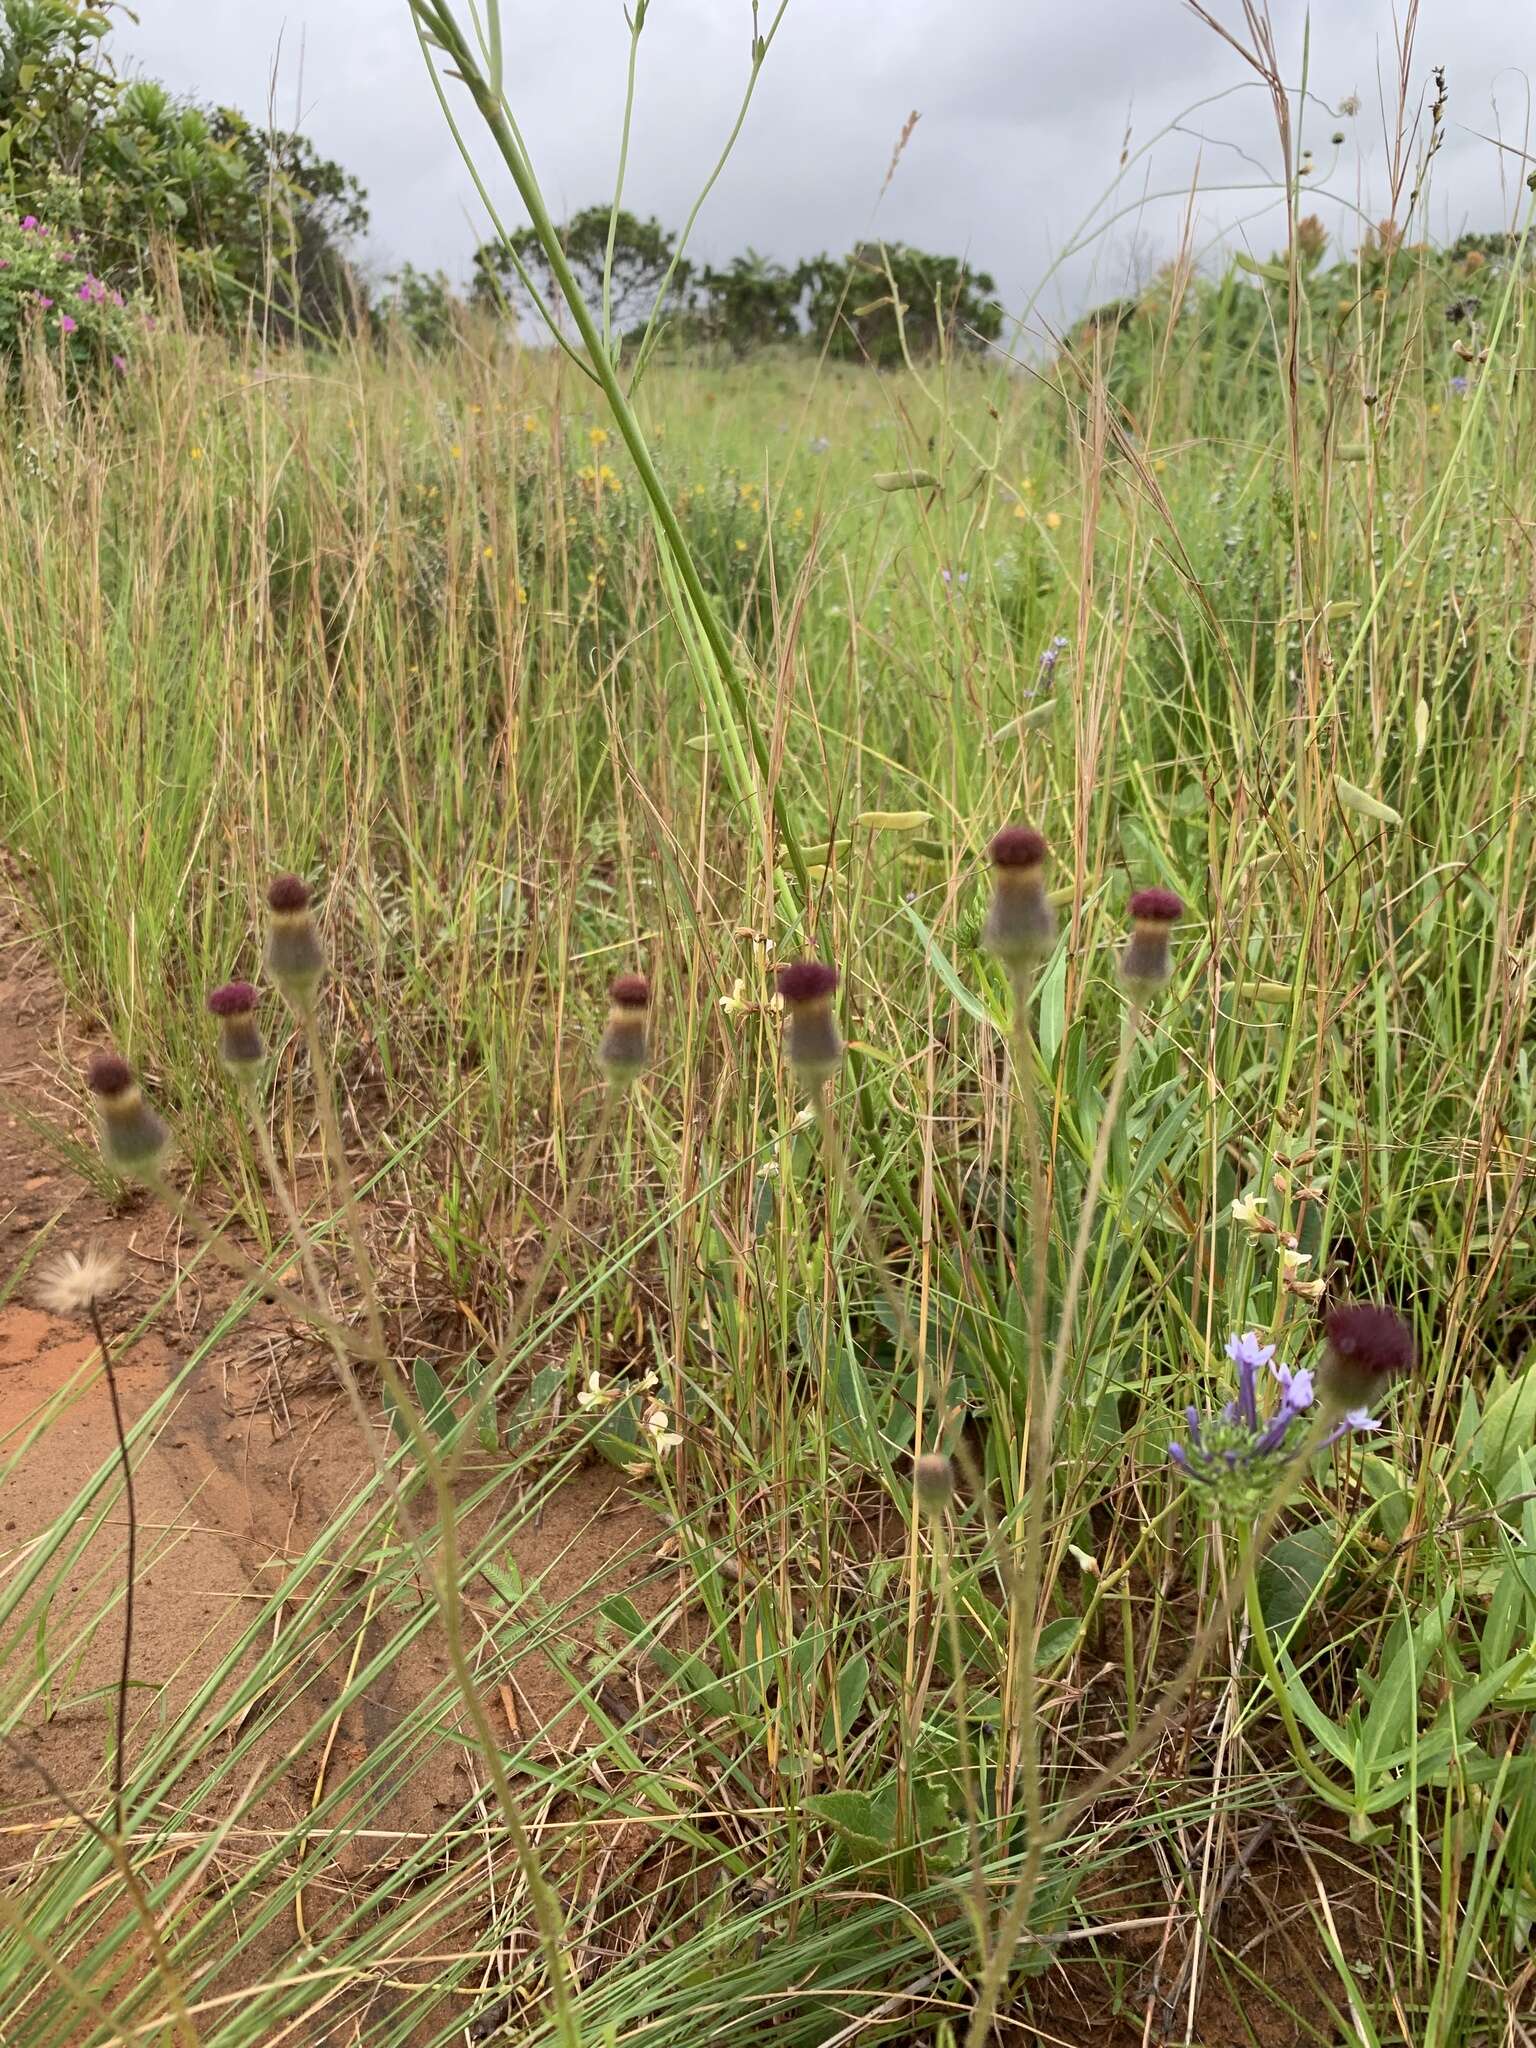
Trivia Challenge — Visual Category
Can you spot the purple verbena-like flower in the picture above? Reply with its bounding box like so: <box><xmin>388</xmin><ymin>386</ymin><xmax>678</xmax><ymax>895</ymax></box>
<box><xmin>58</xmin><ymin>314</ymin><xmax>76</xmax><ymax>334</ymax></box>
<box><xmin>1169</xmin><ymin>1329</ymin><xmax>1375</xmax><ymax>1515</ymax></box>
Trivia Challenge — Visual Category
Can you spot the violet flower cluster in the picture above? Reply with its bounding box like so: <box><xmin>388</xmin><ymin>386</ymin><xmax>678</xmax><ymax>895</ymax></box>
<box><xmin>1169</xmin><ymin>1331</ymin><xmax>1379</xmax><ymax>1515</ymax></box>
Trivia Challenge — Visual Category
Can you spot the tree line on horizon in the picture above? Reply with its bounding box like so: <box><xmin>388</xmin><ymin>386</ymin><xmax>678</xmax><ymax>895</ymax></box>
<box><xmin>4</xmin><ymin>0</ymin><xmax>1528</xmax><ymax>381</ymax></box>
<box><xmin>0</xmin><ymin>0</ymin><xmax>1004</xmax><ymax>365</ymax></box>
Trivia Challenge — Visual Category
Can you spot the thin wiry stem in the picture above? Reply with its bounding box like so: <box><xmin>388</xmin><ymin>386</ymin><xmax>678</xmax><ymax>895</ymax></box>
<box><xmin>964</xmin><ymin>1408</ymin><xmax>1335</xmax><ymax>2046</ymax></box>
<box><xmin>287</xmin><ymin>997</ymin><xmax>585</xmax><ymax>2048</ymax></box>
<box><xmin>965</xmin><ymin>999</ymin><xmax>1141</xmax><ymax>2045</ymax></box>
<box><xmin>88</xmin><ymin>1299</ymin><xmax>133</xmax><ymax>1846</ymax></box>
<box><xmin>142</xmin><ymin>1171</ymin><xmax>372</xmax><ymax>1359</ymax></box>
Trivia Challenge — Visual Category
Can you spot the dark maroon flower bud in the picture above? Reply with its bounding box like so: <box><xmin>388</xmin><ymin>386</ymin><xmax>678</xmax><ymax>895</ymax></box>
<box><xmin>1120</xmin><ymin>886</ymin><xmax>1184</xmax><ymax>997</ymax></box>
<box><xmin>208</xmin><ymin>981</ymin><xmax>266</xmax><ymax>1072</ymax></box>
<box><xmin>776</xmin><ymin>960</ymin><xmax>843</xmax><ymax>1085</ymax></box>
<box><xmin>983</xmin><ymin>826</ymin><xmax>1056</xmax><ymax>973</ymax></box>
<box><xmin>264</xmin><ymin>874</ymin><xmax>325</xmax><ymax>1011</ymax></box>
<box><xmin>1321</xmin><ymin>1304</ymin><xmax>1414</xmax><ymax>1409</ymax></box>
<box><xmin>598</xmin><ymin>972</ymin><xmax>650</xmax><ymax>1086</ymax></box>
<box><xmin>85</xmin><ymin>1049</ymin><xmax>170</xmax><ymax>1179</ymax></box>
<box><xmin>86</xmin><ymin>1051</ymin><xmax>132</xmax><ymax>1098</ymax></box>
<box><xmin>266</xmin><ymin>874</ymin><xmax>311</xmax><ymax>913</ymax></box>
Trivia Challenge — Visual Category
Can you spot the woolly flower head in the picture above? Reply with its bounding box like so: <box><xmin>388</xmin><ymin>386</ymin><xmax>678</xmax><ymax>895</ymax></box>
<box><xmin>983</xmin><ymin>825</ymin><xmax>1055</xmax><ymax>974</ymax></box>
<box><xmin>39</xmin><ymin>1246</ymin><xmax>124</xmax><ymax>1319</ymax></box>
<box><xmin>775</xmin><ymin>960</ymin><xmax>843</xmax><ymax>1086</ymax></box>
<box><xmin>1121</xmin><ymin>886</ymin><xmax>1184</xmax><ymax>997</ymax></box>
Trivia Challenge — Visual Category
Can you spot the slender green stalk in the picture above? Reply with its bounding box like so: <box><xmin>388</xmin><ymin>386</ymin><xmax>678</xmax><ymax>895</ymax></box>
<box><xmin>88</xmin><ymin>1300</ymin><xmax>134</xmax><ymax>1845</ymax></box>
<box><xmin>407</xmin><ymin>0</ymin><xmax>812</xmax><ymax>902</ymax></box>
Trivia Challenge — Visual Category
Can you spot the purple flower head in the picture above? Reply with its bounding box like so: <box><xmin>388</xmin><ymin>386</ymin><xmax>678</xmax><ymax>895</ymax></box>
<box><xmin>112</xmin><ymin>354</ymin><xmax>127</xmax><ymax>373</ymax></box>
<box><xmin>1169</xmin><ymin>1329</ymin><xmax>1376</xmax><ymax>1516</ymax></box>
<box><xmin>35</xmin><ymin>294</ymin><xmax>52</xmax><ymax>310</ymax></box>
<box><xmin>58</xmin><ymin>315</ymin><xmax>76</xmax><ymax>334</ymax></box>
<box><xmin>19</xmin><ymin>215</ymin><xmax>37</xmax><ymax>232</ymax></box>
<box><xmin>1450</xmin><ymin>375</ymin><xmax>1469</xmax><ymax>397</ymax></box>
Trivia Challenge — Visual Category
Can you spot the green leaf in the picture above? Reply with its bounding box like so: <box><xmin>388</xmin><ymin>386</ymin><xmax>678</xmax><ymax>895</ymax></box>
<box><xmin>902</xmin><ymin>900</ymin><xmax>994</xmax><ymax>1028</ymax></box>
<box><xmin>804</xmin><ymin>1789</ymin><xmax>892</xmax><ymax>1855</ymax></box>
<box><xmin>1257</xmin><ymin>1524</ymin><xmax>1337</xmax><ymax>1637</ymax></box>
<box><xmin>412</xmin><ymin>1358</ymin><xmax>456</xmax><ymax>1442</ymax></box>
<box><xmin>1360</xmin><ymin>1590</ymin><xmax>1451</xmax><ymax>1769</ymax></box>
<box><xmin>1464</xmin><ymin>1358</ymin><xmax>1536</xmax><ymax>1493</ymax></box>
<box><xmin>1037</xmin><ymin>1616</ymin><xmax>1083</xmax><ymax>1667</ymax></box>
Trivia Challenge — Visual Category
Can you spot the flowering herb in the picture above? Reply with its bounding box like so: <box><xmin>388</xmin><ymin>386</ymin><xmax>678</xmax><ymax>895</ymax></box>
<box><xmin>1169</xmin><ymin>1330</ymin><xmax>1379</xmax><ymax>1516</ymax></box>
<box><xmin>0</xmin><ymin>211</ymin><xmax>141</xmax><ymax>387</ymax></box>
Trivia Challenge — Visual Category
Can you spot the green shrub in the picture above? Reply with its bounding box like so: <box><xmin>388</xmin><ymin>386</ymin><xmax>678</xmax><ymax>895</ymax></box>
<box><xmin>0</xmin><ymin>191</ymin><xmax>141</xmax><ymax>385</ymax></box>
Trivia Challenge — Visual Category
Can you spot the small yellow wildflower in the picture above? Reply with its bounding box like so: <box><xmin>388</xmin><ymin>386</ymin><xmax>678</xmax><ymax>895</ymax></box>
<box><xmin>516</xmin><ymin>584</ymin><xmax>528</xmax><ymax>603</ymax></box>
<box><xmin>1045</xmin><ymin>510</ymin><xmax>1062</xmax><ymax>530</ymax></box>
<box><xmin>450</xmin><ymin>442</ymin><xmax>463</xmax><ymax>459</ymax></box>
<box><xmin>589</xmin><ymin>425</ymin><xmax>609</xmax><ymax>449</ymax></box>
<box><xmin>190</xmin><ymin>446</ymin><xmax>204</xmax><ymax>461</ymax></box>
<box><xmin>735</xmin><ymin>539</ymin><xmax>748</xmax><ymax>552</ymax></box>
<box><xmin>1012</xmin><ymin>502</ymin><xmax>1029</xmax><ymax>520</ymax></box>
<box><xmin>482</xmin><ymin>545</ymin><xmax>494</xmax><ymax>559</ymax></box>
<box><xmin>522</xmin><ymin>413</ymin><xmax>539</xmax><ymax>432</ymax></box>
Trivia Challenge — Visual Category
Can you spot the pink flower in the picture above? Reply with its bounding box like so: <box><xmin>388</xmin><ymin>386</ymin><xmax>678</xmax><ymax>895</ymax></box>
<box><xmin>78</xmin><ymin>281</ymin><xmax>93</xmax><ymax>301</ymax></box>
<box><xmin>35</xmin><ymin>294</ymin><xmax>53</xmax><ymax>309</ymax></box>
<box><xmin>112</xmin><ymin>354</ymin><xmax>127</xmax><ymax>372</ymax></box>
<box><xmin>59</xmin><ymin>315</ymin><xmax>77</xmax><ymax>334</ymax></box>
<box><xmin>19</xmin><ymin>216</ymin><xmax>37</xmax><ymax>232</ymax></box>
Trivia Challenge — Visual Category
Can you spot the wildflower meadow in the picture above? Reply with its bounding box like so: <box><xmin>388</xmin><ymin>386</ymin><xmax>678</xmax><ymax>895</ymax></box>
<box><xmin>1</xmin><ymin>4</ymin><xmax>1535</xmax><ymax>2045</ymax></box>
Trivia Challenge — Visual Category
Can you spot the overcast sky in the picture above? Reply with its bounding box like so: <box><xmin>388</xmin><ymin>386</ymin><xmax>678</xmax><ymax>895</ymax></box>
<box><xmin>115</xmin><ymin>1</ymin><xmax>1534</xmax><ymax>327</ymax></box>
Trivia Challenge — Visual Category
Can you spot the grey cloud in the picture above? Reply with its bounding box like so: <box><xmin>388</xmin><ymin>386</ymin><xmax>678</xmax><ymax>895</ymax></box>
<box><xmin>117</xmin><ymin>0</ymin><xmax>1535</xmax><ymax>322</ymax></box>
